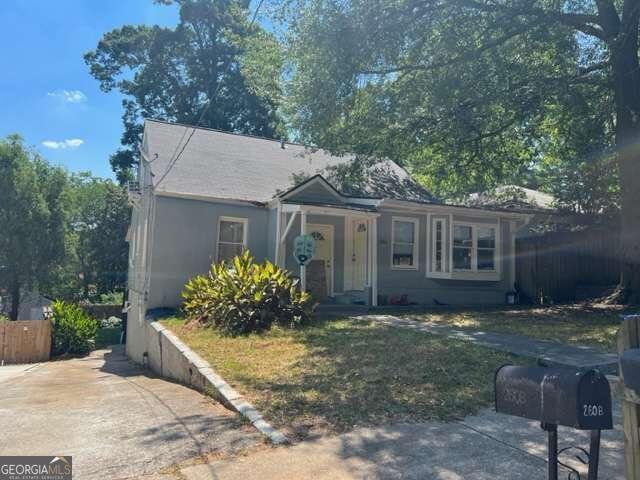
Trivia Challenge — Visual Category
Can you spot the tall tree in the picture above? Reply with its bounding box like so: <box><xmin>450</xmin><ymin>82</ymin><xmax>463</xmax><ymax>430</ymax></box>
<box><xmin>284</xmin><ymin>0</ymin><xmax>639</xmax><ymax>301</ymax></box>
<box><xmin>65</xmin><ymin>174</ymin><xmax>130</xmax><ymax>299</ymax></box>
<box><xmin>85</xmin><ymin>0</ymin><xmax>284</xmax><ymax>184</ymax></box>
<box><xmin>0</xmin><ymin>135</ymin><xmax>68</xmax><ymax>319</ymax></box>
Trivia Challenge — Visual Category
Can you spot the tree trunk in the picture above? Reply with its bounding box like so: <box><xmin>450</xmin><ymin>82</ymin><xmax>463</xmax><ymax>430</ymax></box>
<box><xmin>611</xmin><ymin>24</ymin><xmax>640</xmax><ymax>303</ymax></box>
<box><xmin>9</xmin><ymin>282</ymin><xmax>20</xmax><ymax>321</ymax></box>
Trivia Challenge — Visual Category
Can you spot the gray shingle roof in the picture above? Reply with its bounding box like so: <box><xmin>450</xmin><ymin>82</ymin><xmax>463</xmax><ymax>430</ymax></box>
<box><xmin>143</xmin><ymin>119</ymin><xmax>436</xmax><ymax>204</ymax></box>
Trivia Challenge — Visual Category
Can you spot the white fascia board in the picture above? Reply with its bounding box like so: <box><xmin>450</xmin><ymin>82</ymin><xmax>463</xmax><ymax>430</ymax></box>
<box><xmin>154</xmin><ymin>190</ymin><xmax>267</xmax><ymax>207</ymax></box>
<box><xmin>345</xmin><ymin>197</ymin><xmax>383</xmax><ymax>207</ymax></box>
<box><xmin>379</xmin><ymin>198</ymin><xmax>531</xmax><ymax>220</ymax></box>
<box><xmin>282</xmin><ymin>203</ymin><xmax>379</xmax><ymax>218</ymax></box>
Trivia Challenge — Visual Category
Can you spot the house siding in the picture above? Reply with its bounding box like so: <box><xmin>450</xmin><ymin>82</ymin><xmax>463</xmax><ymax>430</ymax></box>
<box><xmin>147</xmin><ymin>195</ymin><xmax>270</xmax><ymax>309</ymax></box>
<box><xmin>376</xmin><ymin>210</ymin><xmax>513</xmax><ymax>306</ymax></box>
<box><xmin>142</xmin><ymin>195</ymin><xmax>516</xmax><ymax>310</ymax></box>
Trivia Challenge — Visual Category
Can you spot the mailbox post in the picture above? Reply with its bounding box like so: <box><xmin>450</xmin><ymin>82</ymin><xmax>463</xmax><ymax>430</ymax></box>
<box><xmin>495</xmin><ymin>365</ymin><xmax>612</xmax><ymax>480</ymax></box>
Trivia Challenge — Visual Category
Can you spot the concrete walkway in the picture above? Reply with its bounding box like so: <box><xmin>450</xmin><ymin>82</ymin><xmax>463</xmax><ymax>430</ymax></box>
<box><xmin>0</xmin><ymin>346</ymin><xmax>259</xmax><ymax>479</ymax></box>
<box><xmin>364</xmin><ymin>314</ymin><xmax>619</xmax><ymax>372</ymax></box>
<box><xmin>178</xmin><ymin>405</ymin><xmax>624</xmax><ymax>480</ymax></box>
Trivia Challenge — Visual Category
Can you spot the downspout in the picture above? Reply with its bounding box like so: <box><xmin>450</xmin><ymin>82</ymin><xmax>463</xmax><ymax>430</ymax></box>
<box><xmin>275</xmin><ymin>200</ymin><xmax>282</xmax><ymax>266</ymax></box>
<box><xmin>141</xmin><ymin>149</ymin><xmax>157</xmax><ymax>313</ymax></box>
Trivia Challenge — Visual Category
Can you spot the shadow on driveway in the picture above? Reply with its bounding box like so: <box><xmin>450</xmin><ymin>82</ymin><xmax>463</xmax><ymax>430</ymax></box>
<box><xmin>0</xmin><ymin>345</ymin><xmax>259</xmax><ymax>479</ymax></box>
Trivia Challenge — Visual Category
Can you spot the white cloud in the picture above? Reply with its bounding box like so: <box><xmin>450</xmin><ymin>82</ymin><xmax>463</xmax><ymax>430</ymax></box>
<box><xmin>42</xmin><ymin>139</ymin><xmax>84</xmax><ymax>150</ymax></box>
<box><xmin>47</xmin><ymin>89</ymin><xmax>87</xmax><ymax>103</ymax></box>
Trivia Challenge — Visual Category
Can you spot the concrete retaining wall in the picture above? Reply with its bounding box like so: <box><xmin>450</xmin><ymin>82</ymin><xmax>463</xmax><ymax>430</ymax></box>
<box><xmin>143</xmin><ymin>320</ymin><xmax>287</xmax><ymax>444</ymax></box>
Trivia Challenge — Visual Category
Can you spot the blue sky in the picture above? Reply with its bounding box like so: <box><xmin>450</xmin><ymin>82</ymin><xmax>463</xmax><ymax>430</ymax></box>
<box><xmin>0</xmin><ymin>1</ymin><xmax>180</xmax><ymax>179</ymax></box>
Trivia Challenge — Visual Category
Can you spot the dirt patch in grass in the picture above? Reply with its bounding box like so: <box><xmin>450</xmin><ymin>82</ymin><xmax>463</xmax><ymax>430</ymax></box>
<box><xmin>161</xmin><ymin>316</ymin><xmax>515</xmax><ymax>440</ymax></box>
<box><xmin>404</xmin><ymin>303</ymin><xmax>627</xmax><ymax>352</ymax></box>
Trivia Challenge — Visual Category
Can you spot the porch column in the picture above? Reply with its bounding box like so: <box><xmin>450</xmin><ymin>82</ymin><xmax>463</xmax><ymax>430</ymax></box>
<box><xmin>371</xmin><ymin>216</ymin><xmax>378</xmax><ymax>307</ymax></box>
<box><xmin>300</xmin><ymin>210</ymin><xmax>307</xmax><ymax>292</ymax></box>
<box><xmin>509</xmin><ymin>220</ymin><xmax>517</xmax><ymax>290</ymax></box>
<box><xmin>275</xmin><ymin>202</ymin><xmax>282</xmax><ymax>267</ymax></box>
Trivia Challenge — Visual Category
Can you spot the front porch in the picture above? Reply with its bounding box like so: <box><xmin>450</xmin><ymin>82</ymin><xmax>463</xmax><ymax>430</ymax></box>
<box><xmin>274</xmin><ymin>202</ymin><xmax>380</xmax><ymax>306</ymax></box>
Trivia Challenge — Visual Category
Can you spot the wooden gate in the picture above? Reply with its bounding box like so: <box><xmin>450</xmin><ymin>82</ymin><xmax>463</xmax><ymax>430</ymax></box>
<box><xmin>619</xmin><ymin>317</ymin><xmax>640</xmax><ymax>479</ymax></box>
<box><xmin>0</xmin><ymin>320</ymin><xmax>51</xmax><ymax>364</ymax></box>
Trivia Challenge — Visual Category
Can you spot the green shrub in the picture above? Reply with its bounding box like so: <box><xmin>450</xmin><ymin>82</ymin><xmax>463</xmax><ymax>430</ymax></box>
<box><xmin>182</xmin><ymin>250</ymin><xmax>313</xmax><ymax>335</ymax></box>
<box><xmin>51</xmin><ymin>300</ymin><xmax>98</xmax><ymax>356</ymax></box>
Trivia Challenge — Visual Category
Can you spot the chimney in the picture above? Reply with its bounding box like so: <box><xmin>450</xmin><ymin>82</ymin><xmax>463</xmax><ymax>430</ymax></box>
<box><xmin>280</xmin><ymin>138</ymin><xmax>286</xmax><ymax>149</ymax></box>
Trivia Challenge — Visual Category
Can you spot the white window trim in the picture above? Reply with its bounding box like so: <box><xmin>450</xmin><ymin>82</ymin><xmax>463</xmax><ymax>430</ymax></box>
<box><xmin>429</xmin><ymin>216</ymin><xmax>449</xmax><ymax>278</ymax></box>
<box><xmin>452</xmin><ymin>221</ymin><xmax>500</xmax><ymax>274</ymax></box>
<box><xmin>391</xmin><ymin>216</ymin><xmax>419</xmax><ymax>270</ymax></box>
<box><xmin>216</xmin><ymin>216</ymin><xmax>249</xmax><ymax>261</ymax></box>
<box><xmin>425</xmin><ymin>217</ymin><xmax>502</xmax><ymax>281</ymax></box>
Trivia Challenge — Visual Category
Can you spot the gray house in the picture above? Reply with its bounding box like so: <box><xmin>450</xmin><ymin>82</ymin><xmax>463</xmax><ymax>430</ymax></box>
<box><xmin>126</xmin><ymin>119</ymin><xmax>529</xmax><ymax>361</ymax></box>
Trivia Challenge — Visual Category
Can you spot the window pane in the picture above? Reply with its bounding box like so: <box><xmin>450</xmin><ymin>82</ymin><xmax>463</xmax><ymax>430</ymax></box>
<box><xmin>393</xmin><ymin>243</ymin><xmax>414</xmax><ymax>266</ymax></box>
<box><xmin>478</xmin><ymin>227</ymin><xmax>496</xmax><ymax>249</ymax></box>
<box><xmin>478</xmin><ymin>248</ymin><xmax>495</xmax><ymax>270</ymax></box>
<box><xmin>434</xmin><ymin>221</ymin><xmax>443</xmax><ymax>272</ymax></box>
<box><xmin>453</xmin><ymin>247</ymin><xmax>472</xmax><ymax>270</ymax></box>
<box><xmin>218</xmin><ymin>243</ymin><xmax>243</xmax><ymax>262</ymax></box>
<box><xmin>453</xmin><ymin>225</ymin><xmax>472</xmax><ymax>247</ymax></box>
<box><xmin>219</xmin><ymin>220</ymin><xmax>244</xmax><ymax>243</ymax></box>
<box><xmin>394</xmin><ymin>221</ymin><xmax>415</xmax><ymax>244</ymax></box>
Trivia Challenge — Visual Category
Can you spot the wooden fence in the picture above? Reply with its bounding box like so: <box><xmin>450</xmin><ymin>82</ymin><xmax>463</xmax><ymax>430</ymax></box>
<box><xmin>618</xmin><ymin>316</ymin><xmax>640</xmax><ymax>479</ymax></box>
<box><xmin>0</xmin><ymin>320</ymin><xmax>51</xmax><ymax>364</ymax></box>
<box><xmin>516</xmin><ymin>229</ymin><xmax>619</xmax><ymax>303</ymax></box>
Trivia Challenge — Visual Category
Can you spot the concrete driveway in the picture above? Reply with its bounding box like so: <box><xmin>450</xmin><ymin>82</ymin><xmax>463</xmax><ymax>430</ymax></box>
<box><xmin>0</xmin><ymin>346</ymin><xmax>259</xmax><ymax>479</ymax></box>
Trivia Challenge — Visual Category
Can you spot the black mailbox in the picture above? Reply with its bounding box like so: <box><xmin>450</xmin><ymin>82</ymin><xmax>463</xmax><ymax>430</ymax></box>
<box><xmin>620</xmin><ymin>348</ymin><xmax>640</xmax><ymax>396</ymax></box>
<box><xmin>495</xmin><ymin>365</ymin><xmax>613</xmax><ymax>430</ymax></box>
<box><xmin>495</xmin><ymin>364</ymin><xmax>613</xmax><ymax>480</ymax></box>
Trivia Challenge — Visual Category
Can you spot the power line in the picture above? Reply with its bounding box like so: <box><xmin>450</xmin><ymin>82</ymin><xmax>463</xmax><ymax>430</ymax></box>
<box><xmin>154</xmin><ymin>0</ymin><xmax>266</xmax><ymax>188</ymax></box>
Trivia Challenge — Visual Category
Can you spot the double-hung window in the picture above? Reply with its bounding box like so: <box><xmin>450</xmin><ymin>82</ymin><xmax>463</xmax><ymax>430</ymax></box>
<box><xmin>453</xmin><ymin>225</ymin><xmax>473</xmax><ymax>270</ymax></box>
<box><xmin>453</xmin><ymin>223</ymin><xmax>497</xmax><ymax>272</ymax></box>
<box><xmin>477</xmin><ymin>227</ymin><xmax>496</xmax><ymax>271</ymax></box>
<box><xmin>217</xmin><ymin>217</ymin><xmax>248</xmax><ymax>262</ymax></box>
<box><xmin>391</xmin><ymin>217</ymin><xmax>419</xmax><ymax>269</ymax></box>
<box><xmin>430</xmin><ymin>218</ymin><xmax>447</xmax><ymax>274</ymax></box>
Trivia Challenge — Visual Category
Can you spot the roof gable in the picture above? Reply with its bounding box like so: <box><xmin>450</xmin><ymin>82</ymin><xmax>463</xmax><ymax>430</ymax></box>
<box><xmin>278</xmin><ymin>175</ymin><xmax>345</xmax><ymax>204</ymax></box>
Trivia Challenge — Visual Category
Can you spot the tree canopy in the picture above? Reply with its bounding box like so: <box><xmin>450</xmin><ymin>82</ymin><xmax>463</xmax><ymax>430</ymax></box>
<box><xmin>0</xmin><ymin>135</ymin><xmax>131</xmax><ymax>318</ymax></box>
<box><xmin>65</xmin><ymin>174</ymin><xmax>130</xmax><ymax>299</ymax></box>
<box><xmin>85</xmin><ymin>0</ymin><xmax>285</xmax><ymax>183</ymax></box>
<box><xmin>283</xmin><ymin>0</ymin><xmax>620</xmax><ymax>210</ymax></box>
<box><xmin>282</xmin><ymin>0</ymin><xmax>640</xmax><ymax>299</ymax></box>
<box><xmin>0</xmin><ymin>135</ymin><xmax>68</xmax><ymax>319</ymax></box>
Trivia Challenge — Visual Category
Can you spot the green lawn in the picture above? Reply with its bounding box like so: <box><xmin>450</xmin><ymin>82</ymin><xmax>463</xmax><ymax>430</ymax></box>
<box><xmin>404</xmin><ymin>303</ymin><xmax>626</xmax><ymax>352</ymax></box>
<box><xmin>161</xmin><ymin>316</ymin><xmax>515</xmax><ymax>440</ymax></box>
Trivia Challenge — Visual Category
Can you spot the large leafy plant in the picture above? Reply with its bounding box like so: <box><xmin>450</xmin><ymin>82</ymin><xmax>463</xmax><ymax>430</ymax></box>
<box><xmin>51</xmin><ymin>300</ymin><xmax>98</xmax><ymax>356</ymax></box>
<box><xmin>182</xmin><ymin>251</ymin><xmax>313</xmax><ymax>335</ymax></box>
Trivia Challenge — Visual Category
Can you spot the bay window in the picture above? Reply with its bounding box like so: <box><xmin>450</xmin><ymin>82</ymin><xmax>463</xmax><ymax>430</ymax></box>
<box><xmin>433</xmin><ymin>219</ymin><xmax>444</xmax><ymax>272</ymax></box>
<box><xmin>453</xmin><ymin>225</ymin><xmax>473</xmax><ymax>270</ymax></box>
<box><xmin>453</xmin><ymin>223</ymin><xmax>497</xmax><ymax>272</ymax></box>
<box><xmin>477</xmin><ymin>227</ymin><xmax>496</xmax><ymax>271</ymax></box>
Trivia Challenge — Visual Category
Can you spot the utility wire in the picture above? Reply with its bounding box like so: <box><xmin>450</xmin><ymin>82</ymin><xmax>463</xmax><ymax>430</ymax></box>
<box><xmin>154</xmin><ymin>0</ymin><xmax>266</xmax><ymax>188</ymax></box>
